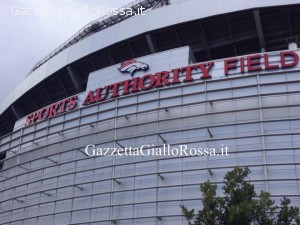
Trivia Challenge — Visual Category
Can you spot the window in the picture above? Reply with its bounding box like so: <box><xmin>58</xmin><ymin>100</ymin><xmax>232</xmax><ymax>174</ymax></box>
<box><xmin>0</xmin><ymin>151</ymin><xmax>7</xmax><ymax>170</ymax></box>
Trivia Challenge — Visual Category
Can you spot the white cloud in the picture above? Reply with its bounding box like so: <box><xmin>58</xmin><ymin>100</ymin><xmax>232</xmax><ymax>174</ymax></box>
<box><xmin>0</xmin><ymin>0</ymin><xmax>134</xmax><ymax>103</ymax></box>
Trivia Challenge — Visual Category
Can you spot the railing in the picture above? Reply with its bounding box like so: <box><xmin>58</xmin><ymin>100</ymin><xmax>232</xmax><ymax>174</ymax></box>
<box><xmin>27</xmin><ymin>0</ymin><xmax>168</xmax><ymax>76</ymax></box>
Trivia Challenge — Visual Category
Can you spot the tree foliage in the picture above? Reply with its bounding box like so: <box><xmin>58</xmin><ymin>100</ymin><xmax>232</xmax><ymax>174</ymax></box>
<box><xmin>277</xmin><ymin>197</ymin><xmax>300</xmax><ymax>225</ymax></box>
<box><xmin>180</xmin><ymin>166</ymin><xmax>300</xmax><ymax>225</ymax></box>
<box><xmin>253</xmin><ymin>191</ymin><xmax>277</xmax><ymax>225</ymax></box>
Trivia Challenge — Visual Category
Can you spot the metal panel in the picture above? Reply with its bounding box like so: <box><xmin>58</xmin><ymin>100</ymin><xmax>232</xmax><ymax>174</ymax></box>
<box><xmin>45</xmin><ymin>49</ymin><xmax>70</xmax><ymax>77</ymax></box>
<box><xmin>68</xmin><ymin>36</ymin><xmax>93</xmax><ymax>63</ymax></box>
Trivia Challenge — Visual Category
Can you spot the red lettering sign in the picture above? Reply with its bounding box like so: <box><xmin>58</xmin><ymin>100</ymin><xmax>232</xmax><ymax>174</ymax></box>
<box><xmin>26</xmin><ymin>96</ymin><xmax>77</xmax><ymax>125</ymax></box>
<box><xmin>24</xmin><ymin>51</ymin><xmax>299</xmax><ymax>126</ymax></box>
<box><xmin>225</xmin><ymin>51</ymin><xmax>299</xmax><ymax>75</ymax></box>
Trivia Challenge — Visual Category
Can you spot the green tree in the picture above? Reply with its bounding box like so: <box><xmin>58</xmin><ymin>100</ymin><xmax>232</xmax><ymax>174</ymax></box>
<box><xmin>181</xmin><ymin>166</ymin><xmax>300</xmax><ymax>225</ymax></box>
<box><xmin>180</xmin><ymin>205</ymin><xmax>194</xmax><ymax>225</ymax></box>
<box><xmin>277</xmin><ymin>197</ymin><xmax>300</xmax><ymax>225</ymax></box>
<box><xmin>253</xmin><ymin>191</ymin><xmax>277</xmax><ymax>225</ymax></box>
<box><xmin>181</xmin><ymin>181</ymin><xmax>224</xmax><ymax>225</ymax></box>
<box><xmin>223</xmin><ymin>166</ymin><xmax>256</xmax><ymax>225</ymax></box>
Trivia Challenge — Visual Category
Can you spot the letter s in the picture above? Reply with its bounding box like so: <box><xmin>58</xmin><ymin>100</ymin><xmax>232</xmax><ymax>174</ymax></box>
<box><xmin>68</xmin><ymin>96</ymin><xmax>77</xmax><ymax>110</ymax></box>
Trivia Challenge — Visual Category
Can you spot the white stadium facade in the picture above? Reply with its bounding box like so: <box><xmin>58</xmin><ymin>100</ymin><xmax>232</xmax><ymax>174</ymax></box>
<box><xmin>1</xmin><ymin>0</ymin><xmax>300</xmax><ymax>224</ymax></box>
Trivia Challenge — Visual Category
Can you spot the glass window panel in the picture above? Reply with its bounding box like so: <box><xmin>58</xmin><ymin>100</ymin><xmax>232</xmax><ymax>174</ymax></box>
<box><xmin>91</xmin><ymin>207</ymin><xmax>110</xmax><ymax>221</ymax></box>
<box><xmin>183</xmin><ymin>184</ymin><xmax>204</xmax><ymax>199</ymax></box>
<box><xmin>27</xmin><ymin>181</ymin><xmax>41</xmax><ymax>194</ymax></box>
<box><xmin>57</xmin><ymin>186</ymin><xmax>73</xmax><ymax>199</ymax></box>
<box><xmin>73</xmin><ymin>196</ymin><xmax>91</xmax><ymax>210</ymax></box>
<box><xmin>268</xmin><ymin>165</ymin><xmax>296</xmax><ymax>179</ymax></box>
<box><xmin>11</xmin><ymin>209</ymin><xmax>23</xmax><ymax>221</ymax></box>
<box><xmin>24</xmin><ymin>205</ymin><xmax>38</xmax><ymax>218</ymax></box>
<box><xmin>265</xmin><ymin>135</ymin><xmax>293</xmax><ymax>149</ymax></box>
<box><xmin>209</xmin><ymin>112</ymin><xmax>235</xmax><ymax>124</ymax></box>
<box><xmin>55</xmin><ymin>199</ymin><xmax>72</xmax><ymax>213</ymax></box>
<box><xmin>160</xmin><ymin>97</ymin><xmax>181</xmax><ymax>107</ymax></box>
<box><xmin>75</xmin><ymin>170</ymin><xmax>94</xmax><ymax>183</ymax></box>
<box><xmin>94</xmin><ymin>167</ymin><xmax>112</xmax><ymax>180</ymax></box>
<box><xmin>74</xmin><ymin>183</ymin><xmax>93</xmax><ymax>196</ymax></box>
<box><xmin>58</xmin><ymin>174</ymin><xmax>73</xmax><ymax>187</ymax></box>
<box><xmin>117</xmin><ymin>127</ymin><xmax>136</xmax><ymax>138</ymax></box>
<box><xmin>159</xmin><ymin>172</ymin><xmax>182</xmax><ymax>186</ymax></box>
<box><xmin>81</xmin><ymin>114</ymin><xmax>97</xmax><ymax>125</ymax></box>
<box><xmin>186</xmin><ymin>117</ymin><xmax>206</xmax><ymax>130</ymax></box>
<box><xmin>38</xmin><ymin>215</ymin><xmax>54</xmax><ymax>225</ymax></box>
<box><xmin>264</xmin><ymin>121</ymin><xmax>290</xmax><ymax>134</ymax></box>
<box><xmin>261</xmin><ymin>84</ymin><xmax>287</xmax><ymax>94</ymax></box>
<box><xmin>119</xmin><ymin>96</ymin><xmax>137</xmax><ymax>106</ymax></box>
<box><xmin>160</xmin><ymin>88</ymin><xmax>181</xmax><ymax>98</ymax></box>
<box><xmin>260</xmin><ymin>73</ymin><xmax>286</xmax><ymax>83</ymax></box>
<box><xmin>159</xmin><ymin>158</ymin><xmax>183</xmax><ymax>171</ymax></box>
<box><xmin>138</xmin><ymin>101</ymin><xmax>157</xmax><ymax>111</ymax></box>
<box><xmin>113</xmin><ymin>191</ymin><xmax>134</xmax><ymax>204</ymax></box>
<box><xmin>23</xmin><ymin>219</ymin><xmax>37</xmax><ymax>225</ymax></box>
<box><xmin>43</xmin><ymin>165</ymin><xmax>59</xmax><ymax>177</ymax></box>
<box><xmin>118</xmin><ymin>106</ymin><xmax>136</xmax><ymax>116</ymax></box>
<box><xmin>158</xmin><ymin>201</ymin><xmax>181</xmax><ymax>215</ymax></box>
<box><xmin>60</xmin><ymin>150</ymin><xmax>77</xmax><ymax>162</ymax></box>
<box><xmin>14</xmin><ymin>185</ymin><xmax>27</xmax><ymax>196</ymax></box>
<box><xmin>268</xmin><ymin>181</ymin><xmax>298</xmax><ymax>195</ymax></box>
<box><xmin>262</xmin><ymin>95</ymin><xmax>288</xmax><ymax>107</ymax></box>
<box><xmin>92</xmin><ymin>194</ymin><xmax>110</xmax><ymax>207</ymax></box>
<box><xmin>64</xmin><ymin>119</ymin><xmax>79</xmax><ymax>129</ymax></box>
<box><xmin>135</xmin><ymin>175</ymin><xmax>156</xmax><ymax>189</ymax></box>
<box><xmin>39</xmin><ymin>202</ymin><xmax>55</xmax><ymax>215</ymax></box>
<box><xmin>159</xmin><ymin>118</ymin><xmax>182</xmax><ymax>131</ymax></box>
<box><xmin>237</xmin><ymin>151</ymin><xmax>264</xmax><ymax>165</ymax></box>
<box><xmin>49</xmin><ymin>124</ymin><xmax>63</xmax><ymax>134</ymax></box>
<box><xmin>158</xmin><ymin>187</ymin><xmax>182</xmax><ymax>201</ymax></box>
<box><xmin>26</xmin><ymin>193</ymin><xmax>39</xmax><ymax>205</ymax></box>
<box><xmin>183</xmin><ymin>93</ymin><xmax>205</xmax><ymax>104</ymax></box>
<box><xmin>81</xmin><ymin>105</ymin><xmax>98</xmax><ymax>116</ymax></box>
<box><xmin>207</xmin><ymin>90</ymin><xmax>232</xmax><ymax>101</ymax></box>
<box><xmin>114</xmin><ymin>177</ymin><xmax>134</xmax><ymax>191</ymax></box>
<box><xmin>135</xmin><ymin>189</ymin><xmax>156</xmax><ymax>203</ymax></box>
<box><xmin>113</xmin><ymin>205</ymin><xmax>133</xmax><ymax>219</ymax></box>
<box><xmin>233</xmin><ymin>87</ymin><xmax>257</xmax><ymax>97</ymax></box>
<box><xmin>134</xmin><ymin>203</ymin><xmax>156</xmax><ymax>217</ymax></box>
<box><xmin>54</xmin><ymin>213</ymin><xmax>70</xmax><ymax>225</ymax></box>
<box><xmin>135</xmin><ymin>161</ymin><xmax>156</xmax><ymax>175</ymax></box>
<box><xmin>183</xmin><ymin>83</ymin><xmax>205</xmax><ymax>94</ymax></box>
<box><xmin>93</xmin><ymin>180</ymin><xmax>111</xmax><ymax>194</ymax></box>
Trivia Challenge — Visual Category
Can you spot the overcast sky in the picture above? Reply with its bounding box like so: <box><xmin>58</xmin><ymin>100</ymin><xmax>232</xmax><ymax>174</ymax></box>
<box><xmin>0</xmin><ymin>0</ymin><xmax>135</xmax><ymax>104</ymax></box>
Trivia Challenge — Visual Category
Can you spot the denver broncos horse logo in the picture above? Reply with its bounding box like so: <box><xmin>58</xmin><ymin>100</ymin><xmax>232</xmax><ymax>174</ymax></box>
<box><xmin>118</xmin><ymin>60</ymin><xmax>149</xmax><ymax>76</ymax></box>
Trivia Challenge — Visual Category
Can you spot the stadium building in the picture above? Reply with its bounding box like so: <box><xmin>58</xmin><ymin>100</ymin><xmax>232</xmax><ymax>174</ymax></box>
<box><xmin>1</xmin><ymin>0</ymin><xmax>300</xmax><ymax>224</ymax></box>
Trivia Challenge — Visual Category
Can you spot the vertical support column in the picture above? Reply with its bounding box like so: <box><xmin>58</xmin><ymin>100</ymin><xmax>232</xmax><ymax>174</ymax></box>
<box><xmin>67</xmin><ymin>66</ymin><xmax>82</xmax><ymax>93</ymax></box>
<box><xmin>200</xmin><ymin>23</ymin><xmax>212</xmax><ymax>60</ymax></box>
<box><xmin>155</xmin><ymin>152</ymin><xmax>159</xmax><ymax>225</ymax></box>
<box><xmin>204</xmin><ymin>81</ymin><xmax>213</xmax><ymax>177</ymax></box>
<box><xmin>146</xmin><ymin>33</ymin><xmax>158</xmax><ymax>54</ymax></box>
<box><xmin>257</xmin><ymin>75</ymin><xmax>269</xmax><ymax>192</ymax></box>
<box><xmin>174</xmin><ymin>29</ymin><xmax>182</xmax><ymax>47</ymax></box>
<box><xmin>7</xmin><ymin>129</ymin><xmax>23</xmax><ymax>223</ymax></box>
<box><xmin>226</xmin><ymin>17</ymin><xmax>238</xmax><ymax>56</ymax></box>
<box><xmin>155</xmin><ymin>89</ymin><xmax>160</xmax><ymax>225</ymax></box>
<box><xmin>253</xmin><ymin>10</ymin><xmax>266</xmax><ymax>53</ymax></box>
<box><xmin>108</xmin><ymin>52</ymin><xmax>115</xmax><ymax>65</ymax></box>
<box><xmin>70</xmin><ymin>109</ymin><xmax>81</xmax><ymax>224</ymax></box>
<box><xmin>109</xmin><ymin>98</ymin><xmax>118</xmax><ymax>225</ymax></box>
<box><xmin>11</xmin><ymin>105</ymin><xmax>25</xmax><ymax>120</ymax></box>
